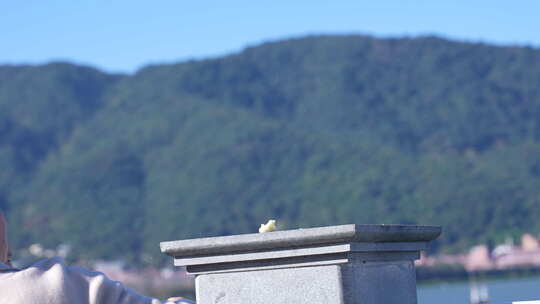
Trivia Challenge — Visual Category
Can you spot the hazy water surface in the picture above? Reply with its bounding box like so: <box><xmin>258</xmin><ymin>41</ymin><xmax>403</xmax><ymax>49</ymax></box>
<box><xmin>418</xmin><ymin>276</ymin><xmax>540</xmax><ymax>304</ymax></box>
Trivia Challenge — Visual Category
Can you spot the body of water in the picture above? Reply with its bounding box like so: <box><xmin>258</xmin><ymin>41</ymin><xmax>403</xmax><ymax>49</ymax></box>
<box><xmin>418</xmin><ymin>276</ymin><xmax>540</xmax><ymax>304</ymax></box>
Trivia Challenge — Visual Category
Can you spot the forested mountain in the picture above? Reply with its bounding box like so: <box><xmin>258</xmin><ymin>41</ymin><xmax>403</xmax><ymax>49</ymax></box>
<box><xmin>2</xmin><ymin>35</ymin><xmax>540</xmax><ymax>265</ymax></box>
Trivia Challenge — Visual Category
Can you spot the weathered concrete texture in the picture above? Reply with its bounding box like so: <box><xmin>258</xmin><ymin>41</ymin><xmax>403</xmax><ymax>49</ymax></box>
<box><xmin>160</xmin><ymin>224</ymin><xmax>441</xmax><ymax>257</ymax></box>
<box><xmin>196</xmin><ymin>265</ymin><xmax>345</xmax><ymax>304</ymax></box>
<box><xmin>160</xmin><ymin>224</ymin><xmax>441</xmax><ymax>304</ymax></box>
<box><xmin>195</xmin><ymin>261</ymin><xmax>417</xmax><ymax>304</ymax></box>
<box><xmin>342</xmin><ymin>261</ymin><xmax>417</xmax><ymax>304</ymax></box>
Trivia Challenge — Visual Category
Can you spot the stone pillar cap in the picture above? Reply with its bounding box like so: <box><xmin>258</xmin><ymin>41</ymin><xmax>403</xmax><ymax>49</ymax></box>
<box><xmin>160</xmin><ymin>224</ymin><xmax>441</xmax><ymax>257</ymax></box>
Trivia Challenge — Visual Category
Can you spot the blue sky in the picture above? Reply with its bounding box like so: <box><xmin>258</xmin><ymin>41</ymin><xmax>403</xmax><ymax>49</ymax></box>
<box><xmin>2</xmin><ymin>0</ymin><xmax>539</xmax><ymax>73</ymax></box>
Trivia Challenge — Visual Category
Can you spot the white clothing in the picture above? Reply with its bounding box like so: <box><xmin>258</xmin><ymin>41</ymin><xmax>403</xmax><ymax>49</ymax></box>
<box><xmin>0</xmin><ymin>257</ymin><xmax>167</xmax><ymax>304</ymax></box>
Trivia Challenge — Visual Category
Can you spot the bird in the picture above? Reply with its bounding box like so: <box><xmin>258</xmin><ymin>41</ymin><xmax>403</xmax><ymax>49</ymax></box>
<box><xmin>259</xmin><ymin>220</ymin><xmax>277</xmax><ymax>233</ymax></box>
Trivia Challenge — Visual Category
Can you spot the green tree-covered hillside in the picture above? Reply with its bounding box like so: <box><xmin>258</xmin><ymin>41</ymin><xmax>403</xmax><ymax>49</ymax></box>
<box><xmin>2</xmin><ymin>35</ymin><xmax>540</xmax><ymax>265</ymax></box>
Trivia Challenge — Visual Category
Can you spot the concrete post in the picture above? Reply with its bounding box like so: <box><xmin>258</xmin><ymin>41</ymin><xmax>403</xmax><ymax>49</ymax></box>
<box><xmin>161</xmin><ymin>224</ymin><xmax>441</xmax><ymax>304</ymax></box>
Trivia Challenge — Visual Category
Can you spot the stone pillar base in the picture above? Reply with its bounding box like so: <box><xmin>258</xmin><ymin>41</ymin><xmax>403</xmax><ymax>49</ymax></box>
<box><xmin>161</xmin><ymin>224</ymin><xmax>441</xmax><ymax>304</ymax></box>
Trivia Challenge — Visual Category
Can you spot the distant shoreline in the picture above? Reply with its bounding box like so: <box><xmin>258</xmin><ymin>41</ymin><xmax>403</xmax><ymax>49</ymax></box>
<box><xmin>416</xmin><ymin>266</ymin><xmax>540</xmax><ymax>284</ymax></box>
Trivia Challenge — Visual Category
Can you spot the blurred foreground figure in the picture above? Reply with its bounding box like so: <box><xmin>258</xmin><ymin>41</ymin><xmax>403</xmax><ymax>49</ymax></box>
<box><xmin>0</xmin><ymin>212</ymin><xmax>194</xmax><ymax>304</ymax></box>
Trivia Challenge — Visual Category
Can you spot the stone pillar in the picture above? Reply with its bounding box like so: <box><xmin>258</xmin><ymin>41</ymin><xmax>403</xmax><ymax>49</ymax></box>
<box><xmin>161</xmin><ymin>224</ymin><xmax>441</xmax><ymax>304</ymax></box>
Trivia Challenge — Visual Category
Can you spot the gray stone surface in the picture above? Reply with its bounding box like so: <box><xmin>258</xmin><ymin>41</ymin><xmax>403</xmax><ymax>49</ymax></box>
<box><xmin>160</xmin><ymin>224</ymin><xmax>441</xmax><ymax>304</ymax></box>
<box><xmin>194</xmin><ymin>261</ymin><xmax>418</xmax><ymax>304</ymax></box>
<box><xmin>160</xmin><ymin>224</ymin><xmax>441</xmax><ymax>257</ymax></box>
<box><xmin>173</xmin><ymin>241</ymin><xmax>428</xmax><ymax>268</ymax></box>
<box><xmin>341</xmin><ymin>261</ymin><xmax>418</xmax><ymax>304</ymax></box>
<box><xmin>195</xmin><ymin>265</ymin><xmax>345</xmax><ymax>304</ymax></box>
